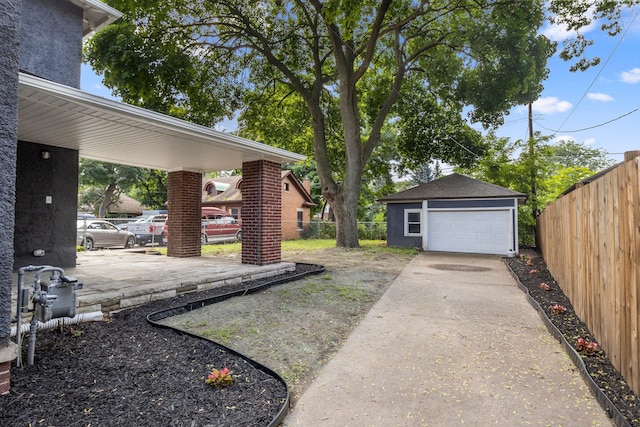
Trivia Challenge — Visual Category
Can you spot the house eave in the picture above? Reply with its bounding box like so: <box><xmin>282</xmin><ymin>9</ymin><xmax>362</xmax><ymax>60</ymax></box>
<box><xmin>18</xmin><ymin>73</ymin><xmax>305</xmax><ymax>172</ymax></box>
<box><xmin>69</xmin><ymin>0</ymin><xmax>123</xmax><ymax>40</ymax></box>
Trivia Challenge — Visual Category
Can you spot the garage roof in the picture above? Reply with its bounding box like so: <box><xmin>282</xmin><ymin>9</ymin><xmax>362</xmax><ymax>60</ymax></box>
<box><xmin>18</xmin><ymin>73</ymin><xmax>305</xmax><ymax>172</ymax></box>
<box><xmin>379</xmin><ymin>173</ymin><xmax>527</xmax><ymax>203</ymax></box>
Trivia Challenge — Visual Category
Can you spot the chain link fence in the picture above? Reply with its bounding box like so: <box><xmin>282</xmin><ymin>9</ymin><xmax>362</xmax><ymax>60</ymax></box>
<box><xmin>82</xmin><ymin>217</ymin><xmax>387</xmax><ymax>242</ymax></box>
<box><xmin>285</xmin><ymin>220</ymin><xmax>386</xmax><ymax>241</ymax></box>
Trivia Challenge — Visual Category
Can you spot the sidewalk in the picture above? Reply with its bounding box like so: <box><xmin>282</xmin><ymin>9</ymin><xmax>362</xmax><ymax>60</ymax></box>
<box><xmin>283</xmin><ymin>252</ymin><xmax>612</xmax><ymax>426</ymax></box>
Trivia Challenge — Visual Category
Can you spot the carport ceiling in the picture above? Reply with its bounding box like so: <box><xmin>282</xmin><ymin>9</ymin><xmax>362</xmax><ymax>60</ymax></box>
<box><xmin>17</xmin><ymin>73</ymin><xmax>305</xmax><ymax>172</ymax></box>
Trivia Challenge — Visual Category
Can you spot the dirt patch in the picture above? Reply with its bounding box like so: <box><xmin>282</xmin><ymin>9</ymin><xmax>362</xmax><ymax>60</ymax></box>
<box><xmin>158</xmin><ymin>247</ymin><xmax>415</xmax><ymax>404</ymax></box>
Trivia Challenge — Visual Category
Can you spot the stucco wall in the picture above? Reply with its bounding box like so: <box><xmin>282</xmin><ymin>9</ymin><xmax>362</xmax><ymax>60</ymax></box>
<box><xmin>0</xmin><ymin>0</ymin><xmax>21</xmax><ymax>344</ymax></box>
<box><xmin>14</xmin><ymin>142</ymin><xmax>79</xmax><ymax>269</ymax></box>
<box><xmin>386</xmin><ymin>202</ymin><xmax>423</xmax><ymax>249</ymax></box>
<box><xmin>20</xmin><ymin>0</ymin><xmax>83</xmax><ymax>88</ymax></box>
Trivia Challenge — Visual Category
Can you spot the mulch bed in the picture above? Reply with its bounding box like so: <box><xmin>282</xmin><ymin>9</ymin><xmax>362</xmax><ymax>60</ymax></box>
<box><xmin>0</xmin><ymin>264</ymin><xmax>322</xmax><ymax>427</ymax></box>
<box><xmin>505</xmin><ymin>253</ymin><xmax>640</xmax><ymax>426</ymax></box>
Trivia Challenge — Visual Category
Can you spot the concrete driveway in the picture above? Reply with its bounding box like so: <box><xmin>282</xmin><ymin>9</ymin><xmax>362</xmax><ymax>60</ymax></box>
<box><xmin>283</xmin><ymin>252</ymin><xmax>612</xmax><ymax>426</ymax></box>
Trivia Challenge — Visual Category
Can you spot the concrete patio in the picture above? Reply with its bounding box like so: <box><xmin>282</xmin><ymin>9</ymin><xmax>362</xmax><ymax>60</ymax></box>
<box><xmin>12</xmin><ymin>249</ymin><xmax>295</xmax><ymax>316</ymax></box>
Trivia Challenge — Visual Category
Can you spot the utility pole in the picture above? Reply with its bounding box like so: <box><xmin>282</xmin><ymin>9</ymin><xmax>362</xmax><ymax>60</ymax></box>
<box><xmin>528</xmin><ymin>103</ymin><xmax>537</xmax><ymax>220</ymax></box>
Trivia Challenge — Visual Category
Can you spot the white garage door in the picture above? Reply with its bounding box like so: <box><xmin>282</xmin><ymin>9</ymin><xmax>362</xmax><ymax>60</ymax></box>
<box><xmin>427</xmin><ymin>210</ymin><xmax>511</xmax><ymax>255</ymax></box>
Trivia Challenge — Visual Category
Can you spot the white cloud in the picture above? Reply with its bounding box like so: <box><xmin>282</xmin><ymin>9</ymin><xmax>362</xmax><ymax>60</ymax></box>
<box><xmin>532</xmin><ymin>97</ymin><xmax>572</xmax><ymax>114</ymax></box>
<box><xmin>583</xmin><ymin>138</ymin><xmax>596</xmax><ymax>146</ymax></box>
<box><xmin>553</xmin><ymin>135</ymin><xmax>575</xmax><ymax>144</ymax></box>
<box><xmin>541</xmin><ymin>19</ymin><xmax>597</xmax><ymax>42</ymax></box>
<box><xmin>620</xmin><ymin>68</ymin><xmax>640</xmax><ymax>83</ymax></box>
<box><xmin>587</xmin><ymin>92</ymin><xmax>614</xmax><ymax>102</ymax></box>
<box><xmin>541</xmin><ymin>23</ymin><xmax>573</xmax><ymax>42</ymax></box>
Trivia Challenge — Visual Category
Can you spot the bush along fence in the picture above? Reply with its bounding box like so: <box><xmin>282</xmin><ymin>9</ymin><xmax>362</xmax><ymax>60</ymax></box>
<box><xmin>536</xmin><ymin>150</ymin><xmax>640</xmax><ymax>396</ymax></box>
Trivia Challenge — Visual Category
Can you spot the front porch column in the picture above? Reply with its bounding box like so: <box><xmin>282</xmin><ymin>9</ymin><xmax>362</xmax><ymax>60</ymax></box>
<box><xmin>167</xmin><ymin>170</ymin><xmax>201</xmax><ymax>258</ymax></box>
<box><xmin>242</xmin><ymin>160</ymin><xmax>282</xmax><ymax>265</ymax></box>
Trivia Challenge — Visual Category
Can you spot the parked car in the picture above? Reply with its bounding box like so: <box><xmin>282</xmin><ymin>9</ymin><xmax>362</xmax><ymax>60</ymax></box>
<box><xmin>123</xmin><ymin>214</ymin><xmax>167</xmax><ymax>246</ymax></box>
<box><xmin>114</xmin><ymin>215</ymin><xmax>147</xmax><ymax>230</ymax></box>
<box><xmin>200</xmin><ymin>207</ymin><xmax>242</xmax><ymax>244</ymax></box>
<box><xmin>162</xmin><ymin>207</ymin><xmax>241</xmax><ymax>245</ymax></box>
<box><xmin>77</xmin><ymin>219</ymin><xmax>137</xmax><ymax>251</ymax></box>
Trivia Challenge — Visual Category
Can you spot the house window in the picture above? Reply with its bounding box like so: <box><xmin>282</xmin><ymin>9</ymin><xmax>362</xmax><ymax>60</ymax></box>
<box><xmin>230</xmin><ymin>208</ymin><xmax>239</xmax><ymax>219</ymax></box>
<box><xmin>284</xmin><ymin>182</ymin><xmax>290</xmax><ymax>192</ymax></box>
<box><xmin>297</xmin><ymin>209</ymin><xmax>303</xmax><ymax>230</ymax></box>
<box><xmin>404</xmin><ymin>209</ymin><xmax>422</xmax><ymax>236</ymax></box>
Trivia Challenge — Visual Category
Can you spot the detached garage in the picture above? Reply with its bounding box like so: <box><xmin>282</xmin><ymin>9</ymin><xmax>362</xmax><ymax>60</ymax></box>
<box><xmin>379</xmin><ymin>174</ymin><xmax>527</xmax><ymax>256</ymax></box>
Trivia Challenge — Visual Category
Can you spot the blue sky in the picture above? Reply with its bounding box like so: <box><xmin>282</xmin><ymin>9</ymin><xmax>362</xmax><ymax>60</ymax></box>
<box><xmin>80</xmin><ymin>6</ymin><xmax>640</xmax><ymax>165</ymax></box>
<box><xmin>495</xmin><ymin>8</ymin><xmax>640</xmax><ymax>164</ymax></box>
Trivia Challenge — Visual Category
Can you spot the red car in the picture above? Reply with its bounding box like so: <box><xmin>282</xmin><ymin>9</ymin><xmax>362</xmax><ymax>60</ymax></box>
<box><xmin>163</xmin><ymin>207</ymin><xmax>241</xmax><ymax>245</ymax></box>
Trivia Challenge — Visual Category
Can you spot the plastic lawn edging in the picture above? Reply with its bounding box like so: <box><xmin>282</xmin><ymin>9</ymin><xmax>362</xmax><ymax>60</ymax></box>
<box><xmin>504</xmin><ymin>259</ymin><xmax>630</xmax><ymax>427</ymax></box>
<box><xmin>147</xmin><ymin>263</ymin><xmax>325</xmax><ymax>427</ymax></box>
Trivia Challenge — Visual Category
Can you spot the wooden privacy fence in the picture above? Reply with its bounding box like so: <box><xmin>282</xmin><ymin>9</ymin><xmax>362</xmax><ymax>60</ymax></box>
<box><xmin>537</xmin><ymin>151</ymin><xmax>640</xmax><ymax>395</ymax></box>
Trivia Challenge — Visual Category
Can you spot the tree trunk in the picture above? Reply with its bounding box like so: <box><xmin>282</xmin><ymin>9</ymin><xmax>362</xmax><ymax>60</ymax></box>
<box><xmin>332</xmin><ymin>186</ymin><xmax>360</xmax><ymax>248</ymax></box>
<box><xmin>98</xmin><ymin>183</ymin><xmax>117</xmax><ymax>218</ymax></box>
<box><xmin>317</xmin><ymin>111</ymin><xmax>363</xmax><ymax>245</ymax></box>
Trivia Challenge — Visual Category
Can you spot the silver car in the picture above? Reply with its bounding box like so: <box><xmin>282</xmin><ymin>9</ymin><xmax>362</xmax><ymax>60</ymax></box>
<box><xmin>77</xmin><ymin>220</ymin><xmax>136</xmax><ymax>251</ymax></box>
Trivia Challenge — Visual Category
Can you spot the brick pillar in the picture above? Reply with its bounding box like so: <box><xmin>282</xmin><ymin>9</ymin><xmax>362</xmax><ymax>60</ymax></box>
<box><xmin>242</xmin><ymin>160</ymin><xmax>282</xmax><ymax>265</ymax></box>
<box><xmin>167</xmin><ymin>171</ymin><xmax>201</xmax><ymax>258</ymax></box>
<box><xmin>0</xmin><ymin>347</ymin><xmax>17</xmax><ymax>395</ymax></box>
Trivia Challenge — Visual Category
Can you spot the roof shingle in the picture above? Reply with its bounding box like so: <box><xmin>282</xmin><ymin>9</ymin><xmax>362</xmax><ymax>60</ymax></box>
<box><xmin>379</xmin><ymin>173</ymin><xmax>527</xmax><ymax>202</ymax></box>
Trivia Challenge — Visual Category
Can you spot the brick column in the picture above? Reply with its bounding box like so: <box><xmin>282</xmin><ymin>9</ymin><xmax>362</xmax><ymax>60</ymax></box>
<box><xmin>167</xmin><ymin>171</ymin><xmax>201</xmax><ymax>258</ymax></box>
<box><xmin>0</xmin><ymin>346</ymin><xmax>18</xmax><ymax>395</ymax></box>
<box><xmin>242</xmin><ymin>160</ymin><xmax>282</xmax><ymax>265</ymax></box>
<box><xmin>0</xmin><ymin>0</ymin><xmax>21</xmax><ymax>394</ymax></box>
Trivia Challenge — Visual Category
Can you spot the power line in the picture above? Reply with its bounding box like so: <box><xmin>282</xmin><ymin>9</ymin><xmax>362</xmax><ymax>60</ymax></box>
<box><xmin>534</xmin><ymin>108</ymin><xmax>639</xmax><ymax>133</ymax></box>
<box><xmin>554</xmin><ymin>9</ymin><xmax>639</xmax><ymax>134</ymax></box>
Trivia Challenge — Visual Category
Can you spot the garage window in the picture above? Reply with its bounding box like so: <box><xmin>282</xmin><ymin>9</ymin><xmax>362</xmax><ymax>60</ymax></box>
<box><xmin>404</xmin><ymin>209</ymin><xmax>422</xmax><ymax>236</ymax></box>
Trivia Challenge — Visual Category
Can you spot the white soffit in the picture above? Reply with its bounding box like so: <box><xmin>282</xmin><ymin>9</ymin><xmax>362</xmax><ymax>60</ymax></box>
<box><xmin>69</xmin><ymin>0</ymin><xmax>123</xmax><ymax>39</ymax></box>
<box><xmin>17</xmin><ymin>73</ymin><xmax>306</xmax><ymax>172</ymax></box>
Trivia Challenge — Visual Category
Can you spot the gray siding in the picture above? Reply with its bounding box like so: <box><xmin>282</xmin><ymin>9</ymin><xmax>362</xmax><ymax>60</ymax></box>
<box><xmin>0</xmin><ymin>0</ymin><xmax>21</xmax><ymax>342</ymax></box>
<box><xmin>14</xmin><ymin>142</ymin><xmax>78</xmax><ymax>269</ymax></box>
<box><xmin>20</xmin><ymin>0</ymin><xmax>83</xmax><ymax>87</ymax></box>
<box><xmin>386</xmin><ymin>203</ymin><xmax>422</xmax><ymax>249</ymax></box>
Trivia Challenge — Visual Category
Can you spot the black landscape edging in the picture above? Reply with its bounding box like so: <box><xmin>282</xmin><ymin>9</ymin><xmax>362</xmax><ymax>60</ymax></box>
<box><xmin>504</xmin><ymin>258</ymin><xmax>630</xmax><ymax>427</ymax></box>
<box><xmin>146</xmin><ymin>262</ymin><xmax>326</xmax><ymax>427</ymax></box>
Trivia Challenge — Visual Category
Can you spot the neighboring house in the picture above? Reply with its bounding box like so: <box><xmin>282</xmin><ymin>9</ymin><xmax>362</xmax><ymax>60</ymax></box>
<box><xmin>108</xmin><ymin>194</ymin><xmax>145</xmax><ymax>217</ymax></box>
<box><xmin>78</xmin><ymin>193</ymin><xmax>145</xmax><ymax>218</ymax></box>
<box><xmin>203</xmin><ymin>171</ymin><xmax>316</xmax><ymax>239</ymax></box>
<box><xmin>379</xmin><ymin>173</ymin><xmax>527</xmax><ymax>256</ymax></box>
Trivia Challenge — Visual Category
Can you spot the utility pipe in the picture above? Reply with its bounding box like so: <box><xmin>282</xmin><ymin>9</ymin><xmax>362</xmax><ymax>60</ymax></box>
<box><xmin>15</xmin><ymin>265</ymin><xmax>45</xmax><ymax>367</ymax></box>
<box><xmin>11</xmin><ymin>311</ymin><xmax>104</xmax><ymax>337</ymax></box>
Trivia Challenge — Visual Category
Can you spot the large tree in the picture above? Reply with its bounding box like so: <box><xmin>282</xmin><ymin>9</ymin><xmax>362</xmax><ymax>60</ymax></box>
<box><xmin>85</xmin><ymin>0</ymin><xmax>553</xmax><ymax>247</ymax></box>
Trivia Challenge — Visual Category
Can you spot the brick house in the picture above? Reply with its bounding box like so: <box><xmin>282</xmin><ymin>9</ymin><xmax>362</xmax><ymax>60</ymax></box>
<box><xmin>203</xmin><ymin>171</ymin><xmax>316</xmax><ymax>239</ymax></box>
